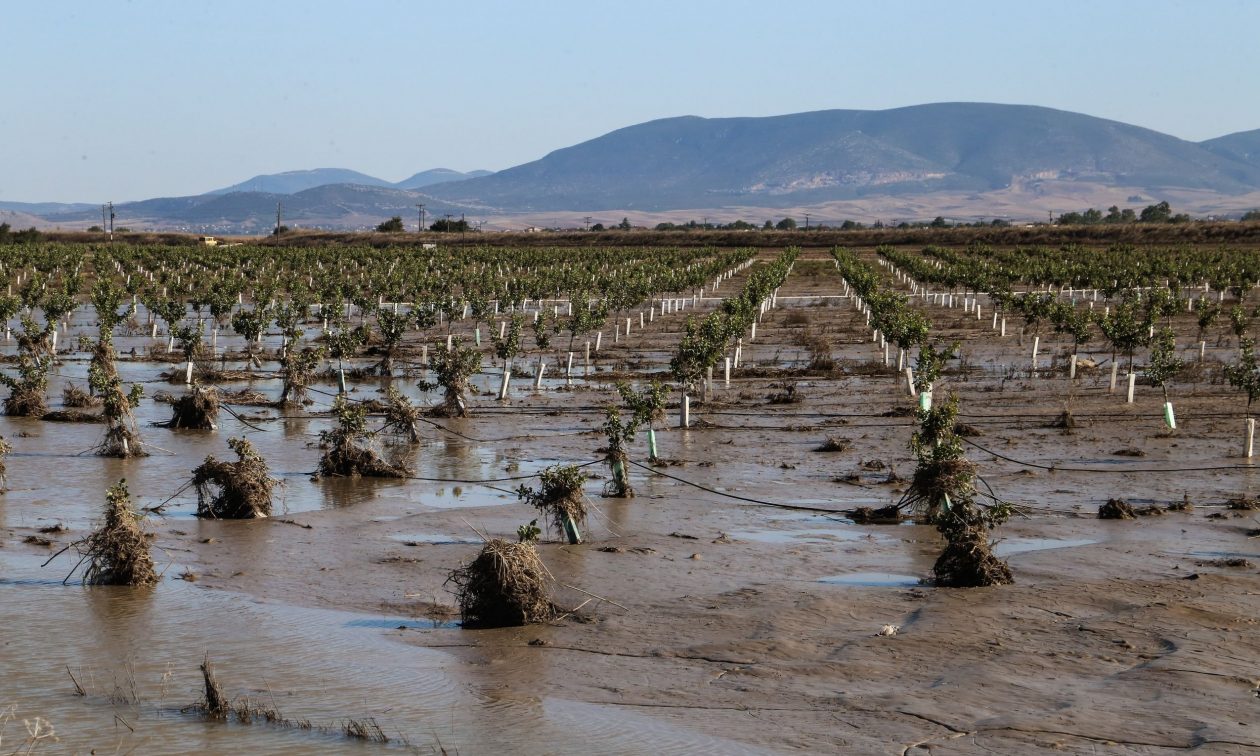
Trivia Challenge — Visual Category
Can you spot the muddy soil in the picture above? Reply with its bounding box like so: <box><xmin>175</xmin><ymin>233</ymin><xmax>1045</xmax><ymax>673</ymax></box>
<box><xmin>2</xmin><ymin>248</ymin><xmax>1258</xmax><ymax>753</ymax></box>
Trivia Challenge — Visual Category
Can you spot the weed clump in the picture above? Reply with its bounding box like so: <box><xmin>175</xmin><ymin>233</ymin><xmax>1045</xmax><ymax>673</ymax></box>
<box><xmin>814</xmin><ymin>436</ymin><xmax>851</xmax><ymax>452</ymax></box>
<box><xmin>62</xmin><ymin>383</ymin><xmax>98</xmax><ymax>408</ymax></box>
<box><xmin>161</xmin><ymin>384</ymin><xmax>219</xmax><ymax>429</ymax></box>
<box><xmin>447</xmin><ymin>538</ymin><xmax>556</xmax><ymax>627</ymax></box>
<box><xmin>192</xmin><ymin>437</ymin><xmax>275</xmax><ymax>519</ymax></box>
<box><xmin>1099</xmin><ymin>498</ymin><xmax>1137</xmax><ymax>519</ymax></box>
<box><xmin>75</xmin><ymin>479</ymin><xmax>158</xmax><ymax>586</ymax></box>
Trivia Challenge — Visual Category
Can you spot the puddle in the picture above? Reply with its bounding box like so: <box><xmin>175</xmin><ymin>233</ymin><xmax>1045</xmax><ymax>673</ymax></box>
<box><xmin>345</xmin><ymin>617</ymin><xmax>461</xmax><ymax>630</ymax></box>
<box><xmin>818</xmin><ymin>572</ymin><xmax>923</xmax><ymax>587</ymax></box>
<box><xmin>729</xmin><ymin>527</ymin><xmax>890</xmax><ymax>544</ymax></box>
<box><xmin>993</xmin><ymin>537</ymin><xmax>1096</xmax><ymax>557</ymax></box>
<box><xmin>391</xmin><ymin>533</ymin><xmax>482</xmax><ymax>545</ymax></box>
<box><xmin>1184</xmin><ymin>550</ymin><xmax>1260</xmax><ymax>560</ymax></box>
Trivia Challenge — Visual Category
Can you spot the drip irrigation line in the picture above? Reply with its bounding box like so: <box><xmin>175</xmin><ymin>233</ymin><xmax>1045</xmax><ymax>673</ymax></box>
<box><xmin>389</xmin><ymin>458</ymin><xmax>606</xmax><ymax>495</ymax></box>
<box><xmin>215</xmin><ymin>400</ymin><xmax>271</xmax><ymax>433</ymax></box>
<box><xmin>959</xmin><ymin>436</ymin><xmax>1258</xmax><ymax>474</ymax></box>
<box><xmin>625</xmin><ymin>459</ymin><xmax>849</xmax><ymax>514</ymax></box>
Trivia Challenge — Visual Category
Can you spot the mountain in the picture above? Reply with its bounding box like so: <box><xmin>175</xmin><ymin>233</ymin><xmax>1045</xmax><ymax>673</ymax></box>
<box><xmin>206</xmin><ymin>167</ymin><xmax>496</xmax><ymax>196</ymax></box>
<box><xmin>1201</xmin><ymin>129</ymin><xmax>1260</xmax><ymax>167</ymax></box>
<box><xmin>19</xmin><ymin>103</ymin><xmax>1260</xmax><ymax>229</ymax></box>
<box><xmin>42</xmin><ymin>184</ymin><xmax>473</xmax><ymax>233</ymax></box>
<box><xmin>394</xmin><ymin>168</ymin><xmax>494</xmax><ymax>190</ymax></box>
<box><xmin>207</xmin><ymin>168</ymin><xmax>393</xmax><ymax>195</ymax></box>
<box><xmin>424</xmin><ymin>103</ymin><xmax>1260</xmax><ymax>211</ymax></box>
<box><xmin>0</xmin><ymin>201</ymin><xmax>97</xmax><ymax>215</ymax></box>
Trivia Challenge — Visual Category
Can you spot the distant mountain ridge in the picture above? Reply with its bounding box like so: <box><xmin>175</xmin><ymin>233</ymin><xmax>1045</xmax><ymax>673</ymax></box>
<box><xmin>22</xmin><ymin>103</ymin><xmax>1260</xmax><ymax>230</ymax></box>
<box><xmin>207</xmin><ymin>167</ymin><xmax>494</xmax><ymax>195</ymax></box>
<box><xmin>423</xmin><ymin>103</ymin><xmax>1260</xmax><ymax>211</ymax></box>
<box><xmin>1201</xmin><ymin>129</ymin><xmax>1260</xmax><ymax>167</ymax></box>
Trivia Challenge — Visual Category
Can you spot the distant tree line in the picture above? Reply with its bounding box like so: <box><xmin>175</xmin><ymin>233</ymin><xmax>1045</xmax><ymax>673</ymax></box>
<box><xmin>1056</xmin><ymin>202</ymin><xmax>1191</xmax><ymax>225</ymax></box>
<box><xmin>0</xmin><ymin>223</ymin><xmax>41</xmax><ymax>244</ymax></box>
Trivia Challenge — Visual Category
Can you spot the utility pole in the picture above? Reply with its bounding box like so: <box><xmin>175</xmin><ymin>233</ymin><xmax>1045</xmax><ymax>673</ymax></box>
<box><xmin>275</xmin><ymin>201</ymin><xmax>283</xmax><ymax>235</ymax></box>
<box><xmin>107</xmin><ymin>201</ymin><xmax>115</xmax><ymax>240</ymax></box>
<box><xmin>583</xmin><ymin>216</ymin><xmax>592</xmax><ymax>232</ymax></box>
<box><xmin>416</xmin><ymin>203</ymin><xmax>425</xmax><ymax>233</ymax></box>
<box><xmin>805</xmin><ymin>213</ymin><xmax>811</xmax><ymax>230</ymax></box>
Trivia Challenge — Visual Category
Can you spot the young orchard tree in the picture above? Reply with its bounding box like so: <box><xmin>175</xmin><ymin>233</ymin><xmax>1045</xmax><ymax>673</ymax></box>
<box><xmin>0</xmin><ymin>294</ymin><xmax>19</xmax><ymax>341</ymax></box>
<box><xmin>529</xmin><ymin>307</ymin><xmax>558</xmax><ymax>368</ymax></box>
<box><xmin>611</xmin><ymin>379</ymin><xmax>668</xmax><ymax>476</ymax></box>
<box><xmin>1229</xmin><ymin>305</ymin><xmax>1251</xmax><ymax>346</ymax></box>
<box><xmin>420</xmin><ymin>336</ymin><xmax>482</xmax><ymax>417</ymax></box>
<box><xmin>883</xmin><ymin>306</ymin><xmax>930</xmax><ymax>371</ymax></box>
<box><xmin>670</xmin><ymin>312</ymin><xmax>726</xmax><ymax>417</ymax></box>
<box><xmin>1195</xmin><ymin>297</ymin><xmax>1221</xmax><ymax>345</ymax></box>
<box><xmin>411</xmin><ymin>301</ymin><xmax>438</xmax><ymax>341</ymax></box>
<box><xmin>372</xmin><ymin>306</ymin><xmax>410</xmax><ymax>376</ymax></box>
<box><xmin>318</xmin><ymin>395</ymin><xmax>407</xmax><ymax>477</ymax></box>
<box><xmin>438</xmin><ymin>297</ymin><xmax>463</xmax><ymax>334</ymax></box>
<box><xmin>900</xmin><ymin>394</ymin><xmax>1014</xmax><ymax>587</ymax></box>
<box><xmin>467</xmin><ymin>289</ymin><xmax>494</xmax><ymax>345</ymax></box>
<box><xmin>1096</xmin><ymin>295</ymin><xmax>1150</xmax><ymax>372</ymax></box>
<box><xmin>1146</xmin><ymin>326</ymin><xmax>1184</xmax><ymax>429</ymax></box>
<box><xmin>90</xmin><ymin>343</ymin><xmax>145</xmax><ymax>457</ymax></box>
<box><xmin>325</xmin><ymin>325</ymin><xmax>364</xmax><ymax>393</ymax></box>
<box><xmin>278</xmin><ymin>345</ymin><xmax>325</xmax><ymax>408</ymax></box>
<box><xmin>1050</xmin><ymin>301</ymin><xmax>1094</xmax><ymax>370</ymax></box>
<box><xmin>563</xmin><ymin>290</ymin><xmax>608</xmax><ymax>354</ymax></box>
<box><xmin>272</xmin><ymin>302</ymin><xmax>305</xmax><ymax>360</ymax></box>
<box><xmin>204</xmin><ymin>283</ymin><xmax>237</xmax><ymax>354</ymax></box>
<box><xmin>1225</xmin><ymin>338</ymin><xmax>1260</xmax><ymax>408</ymax></box>
<box><xmin>172</xmin><ymin>322</ymin><xmax>203</xmax><ymax>384</ymax></box>
<box><xmin>1013</xmin><ymin>292</ymin><xmax>1054</xmax><ymax>346</ymax></box>
<box><xmin>912</xmin><ymin>341</ymin><xmax>959</xmax><ymax>405</ymax></box>
<box><xmin>153</xmin><ymin>298</ymin><xmax>187</xmax><ymax>353</ymax></box>
<box><xmin>0</xmin><ymin>292</ymin><xmax>71</xmax><ymax>416</ymax></box>
<box><xmin>231</xmin><ymin>305</ymin><xmax>269</xmax><ymax>369</ymax></box>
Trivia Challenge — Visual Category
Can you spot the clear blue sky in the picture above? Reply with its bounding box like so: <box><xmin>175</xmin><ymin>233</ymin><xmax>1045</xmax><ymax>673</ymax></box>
<box><xmin>3</xmin><ymin>0</ymin><xmax>1257</xmax><ymax>202</ymax></box>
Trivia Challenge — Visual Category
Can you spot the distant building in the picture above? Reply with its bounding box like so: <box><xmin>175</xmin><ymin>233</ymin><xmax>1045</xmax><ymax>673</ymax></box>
<box><xmin>522</xmin><ymin>226</ymin><xmax>543</xmax><ymax>233</ymax></box>
<box><xmin>199</xmin><ymin>236</ymin><xmax>218</xmax><ymax>246</ymax></box>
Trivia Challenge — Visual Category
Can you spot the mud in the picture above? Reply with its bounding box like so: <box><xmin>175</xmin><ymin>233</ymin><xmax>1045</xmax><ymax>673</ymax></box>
<box><xmin>1</xmin><ymin>249</ymin><xmax>1259</xmax><ymax>752</ymax></box>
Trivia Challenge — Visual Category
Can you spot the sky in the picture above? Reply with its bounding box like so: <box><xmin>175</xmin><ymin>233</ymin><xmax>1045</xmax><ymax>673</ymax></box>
<box><xmin>3</xmin><ymin>0</ymin><xmax>1258</xmax><ymax>203</ymax></box>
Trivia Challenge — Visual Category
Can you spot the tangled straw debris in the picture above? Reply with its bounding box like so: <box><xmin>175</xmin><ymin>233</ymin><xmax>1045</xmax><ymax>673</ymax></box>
<box><xmin>192</xmin><ymin>437</ymin><xmax>275</xmax><ymax>519</ymax></box>
<box><xmin>932</xmin><ymin>525</ymin><xmax>1013</xmax><ymax>587</ymax></box>
<box><xmin>74</xmin><ymin>479</ymin><xmax>158</xmax><ymax>586</ymax></box>
<box><xmin>161</xmin><ymin>385</ymin><xmax>219</xmax><ymax>430</ymax></box>
<box><xmin>447</xmin><ymin>538</ymin><xmax>557</xmax><ymax>627</ymax></box>
<box><xmin>1098</xmin><ymin>498</ymin><xmax>1138</xmax><ymax>519</ymax></box>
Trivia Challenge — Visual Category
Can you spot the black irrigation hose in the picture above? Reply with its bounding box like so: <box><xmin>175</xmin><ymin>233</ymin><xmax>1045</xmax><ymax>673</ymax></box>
<box><xmin>959</xmin><ymin>435</ymin><xmax>1259</xmax><ymax>474</ymax></box>
<box><xmin>399</xmin><ymin>458</ymin><xmax>604</xmax><ymax>486</ymax></box>
<box><xmin>625</xmin><ymin>458</ymin><xmax>849</xmax><ymax>515</ymax></box>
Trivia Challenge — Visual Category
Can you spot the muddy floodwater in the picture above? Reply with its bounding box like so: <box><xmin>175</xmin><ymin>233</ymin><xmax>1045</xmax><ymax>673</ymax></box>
<box><xmin>3</xmin><ymin>250</ymin><xmax>1260</xmax><ymax>753</ymax></box>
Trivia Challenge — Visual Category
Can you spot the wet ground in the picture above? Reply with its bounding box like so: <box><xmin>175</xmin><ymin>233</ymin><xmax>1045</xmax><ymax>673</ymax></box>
<box><xmin>2</xmin><ymin>250</ymin><xmax>1259</xmax><ymax>753</ymax></box>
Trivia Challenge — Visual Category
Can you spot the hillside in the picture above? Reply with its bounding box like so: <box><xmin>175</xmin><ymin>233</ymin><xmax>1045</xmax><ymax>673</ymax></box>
<box><xmin>21</xmin><ymin>103</ymin><xmax>1260</xmax><ymax>229</ymax></box>
<box><xmin>424</xmin><ymin>103</ymin><xmax>1260</xmax><ymax>211</ymax></box>
<box><xmin>1201</xmin><ymin>128</ymin><xmax>1260</xmax><ymax>167</ymax></box>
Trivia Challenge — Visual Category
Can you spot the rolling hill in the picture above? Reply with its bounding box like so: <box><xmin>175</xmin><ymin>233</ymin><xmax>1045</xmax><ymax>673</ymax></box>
<box><xmin>24</xmin><ymin>103</ymin><xmax>1260</xmax><ymax>230</ymax></box>
<box><xmin>423</xmin><ymin>103</ymin><xmax>1260</xmax><ymax>211</ymax></box>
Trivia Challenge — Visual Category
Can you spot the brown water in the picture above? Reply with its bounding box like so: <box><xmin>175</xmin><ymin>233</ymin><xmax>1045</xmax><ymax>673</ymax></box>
<box><xmin>0</xmin><ymin>351</ymin><xmax>778</xmax><ymax>753</ymax></box>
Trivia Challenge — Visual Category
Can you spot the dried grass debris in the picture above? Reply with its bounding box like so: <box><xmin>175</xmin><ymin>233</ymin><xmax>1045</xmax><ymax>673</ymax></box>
<box><xmin>192</xmin><ymin>437</ymin><xmax>275</xmax><ymax>519</ymax></box>
<box><xmin>447</xmin><ymin>538</ymin><xmax>556</xmax><ymax>627</ymax></box>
